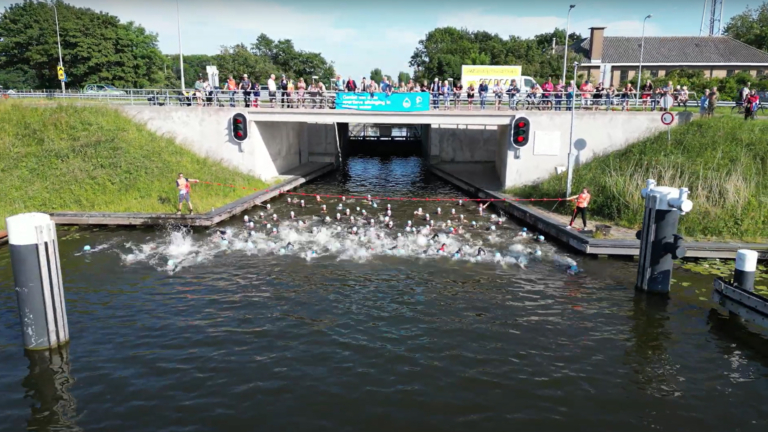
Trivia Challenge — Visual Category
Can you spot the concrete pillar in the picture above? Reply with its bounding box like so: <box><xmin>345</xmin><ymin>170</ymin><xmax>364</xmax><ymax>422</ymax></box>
<box><xmin>6</xmin><ymin>213</ymin><xmax>69</xmax><ymax>350</ymax></box>
<box><xmin>734</xmin><ymin>249</ymin><xmax>758</xmax><ymax>292</ymax></box>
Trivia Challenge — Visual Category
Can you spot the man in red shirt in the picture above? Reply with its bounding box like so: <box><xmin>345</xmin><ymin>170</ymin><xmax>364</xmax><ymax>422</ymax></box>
<box><xmin>176</xmin><ymin>173</ymin><xmax>200</xmax><ymax>215</ymax></box>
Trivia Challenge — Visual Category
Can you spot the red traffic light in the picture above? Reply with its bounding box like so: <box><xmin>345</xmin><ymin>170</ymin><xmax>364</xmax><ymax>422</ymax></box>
<box><xmin>236</xmin><ymin>132</ymin><xmax>243</xmax><ymax>138</ymax></box>
<box><xmin>235</xmin><ymin>118</ymin><xmax>243</xmax><ymax>124</ymax></box>
<box><xmin>517</xmin><ymin>122</ymin><xmax>526</xmax><ymax>128</ymax></box>
<box><xmin>516</xmin><ymin>136</ymin><xmax>524</xmax><ymax>142</ymax></box>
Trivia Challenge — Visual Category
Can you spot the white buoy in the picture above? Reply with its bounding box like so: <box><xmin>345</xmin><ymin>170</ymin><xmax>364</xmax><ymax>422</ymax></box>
<box><xmin>735</xmin><ymin>249</ymin><xmax>758</xmax><ymax>291</ymax></box>
<box><xmin>6</xmin><ymin>213</ymin><xmax>69</xmax><ymax>350</ymax></box>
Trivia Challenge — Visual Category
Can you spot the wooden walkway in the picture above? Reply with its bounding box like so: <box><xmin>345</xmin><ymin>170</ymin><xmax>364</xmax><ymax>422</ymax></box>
<box><xmin>430</xmin><ymin>163</ymin><xmax>768</xmax><ymax>259</ymax></box>
<box><xmin>49</xmin><ymin>162</ymin><xmax>334</xmax><ymax>227</ymax></box>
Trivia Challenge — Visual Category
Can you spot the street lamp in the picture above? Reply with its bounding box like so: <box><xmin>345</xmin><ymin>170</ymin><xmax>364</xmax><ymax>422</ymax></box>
<box><xmin>49</xmin><ymin>1</ymin><xmax>65</xmax><ymax>93</ymax></box>
<box><xmin>176</xmin><ymin>0</ymin><xmax>186</xmax><ymax>92</ymax></box>
<box><xmin>561</xmin><ymin>4</ymin><xmax>576</xmax><ymax>87</ymax></box>
<box><xmin>636</xmin><ymin>14</ymin><xmax>653</xmax><ymax>107</ymax></box>
<box><xmin>566</xmin><ymin>61</ymin><xmax>579</xmax><ymax>198</ymax></box>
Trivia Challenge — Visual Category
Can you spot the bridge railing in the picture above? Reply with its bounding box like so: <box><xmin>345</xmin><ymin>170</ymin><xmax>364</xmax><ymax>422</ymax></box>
<box><xmin>2</xmin><ymin>88</ymin><xmax>718</xmax><ymax>111</ymax></box>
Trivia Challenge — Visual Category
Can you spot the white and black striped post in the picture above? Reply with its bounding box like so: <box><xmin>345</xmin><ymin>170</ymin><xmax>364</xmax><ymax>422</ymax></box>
<box><xmin>734</xmin><ymin>249</ymin><xmax>758</xmax><ymax>292</ymax></box>
<box><xmin>6</xmin><ymin>213</ymin><xmax>69</xmax><ymax>350</ymax></box>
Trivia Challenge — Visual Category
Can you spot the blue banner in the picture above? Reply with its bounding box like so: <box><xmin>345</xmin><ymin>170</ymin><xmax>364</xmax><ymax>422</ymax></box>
<box><xmin>335</xmin><ymin>92</ymin><xmax>431</xmax><ymax>112</ymax></box>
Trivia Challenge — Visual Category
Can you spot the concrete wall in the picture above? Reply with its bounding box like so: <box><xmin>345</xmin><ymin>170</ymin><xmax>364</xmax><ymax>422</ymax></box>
<box><xmin>429</xmin><ymin>125</ymin><xmax>497</xmax><ymax>162</ymax></box>
<box><xmin>119</xmin><ymin>106</ymin><xmax>337</xmax><ymax>180</ymax></box>
<box><xmin>426</xmin><ymin>110</ymin><xmax>691</xmax><ymax>189</ymax></box>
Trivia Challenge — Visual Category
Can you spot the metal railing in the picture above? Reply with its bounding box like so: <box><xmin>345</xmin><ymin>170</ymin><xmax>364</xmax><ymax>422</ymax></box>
<box><xmin>1</xmin><ymin>88</ymin><xmax>728</xmax><ymax>111</ymax></box>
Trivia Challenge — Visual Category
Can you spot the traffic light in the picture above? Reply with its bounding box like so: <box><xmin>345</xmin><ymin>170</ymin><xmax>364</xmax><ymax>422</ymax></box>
<box><xmin>511</xmin><ymin>116</ymin><xmax>530</xmax><ymax>148</ymax></box>
<box><xmin>231</xmin><ymin>113</ymin><xmax>248</xmax><ymax>142</ymax></box>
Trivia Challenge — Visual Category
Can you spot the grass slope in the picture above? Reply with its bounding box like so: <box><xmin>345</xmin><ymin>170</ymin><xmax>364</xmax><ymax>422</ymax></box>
<box><xmin>0</xmin><ymin>102</ymin><xmax>269</xmax><ymax>230</ymax></box>
<box><xmin>511</xmin><ymin>116</ymin><xmax>768</xmax><ymax>242</ymax></box>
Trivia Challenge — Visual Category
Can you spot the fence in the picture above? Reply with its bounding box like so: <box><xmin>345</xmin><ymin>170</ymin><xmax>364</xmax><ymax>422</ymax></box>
<box><xmin>1</xmin><ymin>88</ymin><xmax>725</xmax><ymax>112</ymax></box>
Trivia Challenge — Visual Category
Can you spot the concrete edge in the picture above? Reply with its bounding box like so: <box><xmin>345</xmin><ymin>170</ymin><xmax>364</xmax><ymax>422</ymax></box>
<box><xmin>429</xmin><ymin>164</ymin><xmax>768</xmax><ymax>258</ymax></box>
<box><xmin>429</xmin><ymin>165</ymin><xmax>589</xmax><ymax>254</ymax></box>
<box><xmin>48</xmin><ymin>163</ymin><xmax>335</xmax><ymax>227</ymax></box>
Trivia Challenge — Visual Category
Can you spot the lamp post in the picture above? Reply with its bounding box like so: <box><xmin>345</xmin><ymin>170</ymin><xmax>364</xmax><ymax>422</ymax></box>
<box><xmin>50</xmin><ymin>1</ymin><xmax>65</xmax><ymax>94</ymax></box>
<box><xmin>566</xmin><ymin>61</ymin><xmax>579</xmax><ymax>198</ymax></box>
<box><xmin>561</xmin><ymin>4</ymin><xmax>576</xmax><ymax>87</ymax></box>
<box><xmin>176</xmin><ymin>0</ymin><xmax>186</xmax><ymax>92</ymax></box>
<box><xmin>636</xmin><ymin>14</ymin><xmax>653</xmax><ymax>108</ymax></box>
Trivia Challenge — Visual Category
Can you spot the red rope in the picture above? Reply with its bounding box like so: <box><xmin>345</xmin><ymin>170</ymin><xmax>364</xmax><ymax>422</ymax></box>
<box><xmin>200</xmin><ymin>181</ymin><xmax>571</xmax><ymax>202</ymax></box>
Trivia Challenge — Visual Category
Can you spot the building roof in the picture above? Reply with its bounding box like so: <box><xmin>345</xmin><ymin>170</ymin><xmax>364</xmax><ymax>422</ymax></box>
<box><xmin>574</xmin><ymin>36</ymin><xmax>768</xmax><ymax>64</ymax></box>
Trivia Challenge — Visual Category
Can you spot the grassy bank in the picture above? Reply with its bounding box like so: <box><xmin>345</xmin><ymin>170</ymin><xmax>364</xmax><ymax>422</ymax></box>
<box><xmin>0</xmin><ymin>102</ymin><xmax>269</xmax><ymax>230</ymax></box>
<box><xmin>511</xmin><ymin>115</ymin><xmax>768</xmax><ymax>242</ymax></box>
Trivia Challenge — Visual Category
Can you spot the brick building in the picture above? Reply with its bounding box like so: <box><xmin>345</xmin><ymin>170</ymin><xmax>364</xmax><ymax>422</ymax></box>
<box><xmin>572</xmin><ymin>27</ymin><xmax>768</xmax><ymax>86</ymax></box>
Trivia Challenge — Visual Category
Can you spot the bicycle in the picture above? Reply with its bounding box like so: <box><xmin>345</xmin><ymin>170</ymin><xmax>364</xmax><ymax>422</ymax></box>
<box><xmin>730</xmin><ymin>102</ymin><xmax>746</xmax><ymax>116</ymax></box>
<box><xmin>514</xmin><ymin>95</ymin><xmax>553</xmax><ymax>111</ymax></box>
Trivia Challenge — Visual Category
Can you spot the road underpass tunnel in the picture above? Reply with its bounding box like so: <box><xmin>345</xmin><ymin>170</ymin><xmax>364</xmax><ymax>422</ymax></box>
<box><xmin>341</xmin><ymin>123</ymin><xmax>425</xmax><ymax>158</ymax></box>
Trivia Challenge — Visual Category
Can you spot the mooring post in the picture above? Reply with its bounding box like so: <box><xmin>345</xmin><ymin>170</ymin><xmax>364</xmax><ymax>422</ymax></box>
<box><xmin>734</xmin><ymin>249</ymin><xmax>758</xmax><ymax>292</ymax></box>
<box><xmin>6</xmin><ymin>213</ymin><xmax>69</xmax><ymax>350</ymax></box>
<box><xmin>635</xmin><ymin>179</ymin><xmax>693</xmax><ymax>294</ymax></box>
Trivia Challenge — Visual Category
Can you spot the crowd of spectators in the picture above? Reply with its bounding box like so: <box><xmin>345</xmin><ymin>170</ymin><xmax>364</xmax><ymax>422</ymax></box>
<box><xmin>176</xmin><ymin>72</ymin><xmax>762</xmax><ymax>115</ymax></box>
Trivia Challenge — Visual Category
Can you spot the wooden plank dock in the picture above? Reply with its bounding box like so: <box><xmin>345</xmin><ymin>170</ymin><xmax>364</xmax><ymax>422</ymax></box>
<box><xmin>430</xmin><ymin>164</ymin><xmax>768</xmax><ymax>259</ymax></box>
<box><xmin>48</xmin><ymin>162</ymin><xmax>334</xmax><ymax>227</ymax></box>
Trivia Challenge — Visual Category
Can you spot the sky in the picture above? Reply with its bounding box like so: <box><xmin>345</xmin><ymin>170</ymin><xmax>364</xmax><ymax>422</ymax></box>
<box><xmin>0</xmin><ymin>0</ymin><xmax>757</xmax><ymax>80</ymax></box>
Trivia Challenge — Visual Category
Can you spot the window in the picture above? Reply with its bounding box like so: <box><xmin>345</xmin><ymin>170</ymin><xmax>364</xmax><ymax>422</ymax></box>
<box><xmin>726</xmin><ymin>70</ymin><xmax>735</xmax><ymax>77</ymax></box>
<box><xmin>650</xmin><ymin>70</ymin><xmax>659</xmax><ymax>78</ymax></box>
<box><xmin>619</xmin><ymin>70</ymin><xmax>628</xmax><ymax>83</ymax></box>
<box><xmin>757</xmin><ymin>70</ymin><xmax>766</xmax><ymax>76</ymax></box>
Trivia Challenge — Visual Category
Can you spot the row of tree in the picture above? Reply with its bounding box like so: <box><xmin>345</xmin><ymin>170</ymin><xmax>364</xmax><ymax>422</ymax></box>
<box><xmin>3</xmin><ymin>0</ymin><xmax>768</xmax><ymax>94</ymax></box>
<box><xmin>0</xmin><ymin>1</ymin><xmax>335</xmax><ymax>90</ymax></box>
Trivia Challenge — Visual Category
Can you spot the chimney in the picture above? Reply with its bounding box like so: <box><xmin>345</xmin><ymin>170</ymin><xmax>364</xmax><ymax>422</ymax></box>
<box><xmin>589</xmin><ymin>27</ymin><xmax>606</xmax><ymax>63</ymax></box>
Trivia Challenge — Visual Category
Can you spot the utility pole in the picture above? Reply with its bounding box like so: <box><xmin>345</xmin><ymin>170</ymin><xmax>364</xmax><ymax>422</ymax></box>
<box><xmin>561</xmin><ymin>5</ymin><xmax>576</xmax><ymax>88</ymax></box>
<box><xmin>51</xmin><ymin>1</ymin><xmax>65</xmax><ymax>93</ymax></box>
<box><xmin>176</xmin><ymin>0</ymin><xmax>186</xmax><ymax>91</ymax></box>
<box><xmin>566</xmin><ymin>62</ymin><xmax>579</xmax><ymax>198</ymax></box>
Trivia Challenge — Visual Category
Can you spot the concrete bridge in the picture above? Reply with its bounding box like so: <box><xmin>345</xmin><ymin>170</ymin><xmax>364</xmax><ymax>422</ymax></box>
<box><xmin>119</xmin><ymin>106</ymin><xmax>692</xmax><ymax>189</ymax></box>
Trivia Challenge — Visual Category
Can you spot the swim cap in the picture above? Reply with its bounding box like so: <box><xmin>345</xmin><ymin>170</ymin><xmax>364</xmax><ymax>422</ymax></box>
<box><xmin>522</xmin><ymin>228</ymin><xmax>527</xmax><ymax>232</ymax></box>
<box><xmin>244</xmin><ymin>215</ymin><xmax>249</xmax><ymax>222</ymax></box>
<box><xmin>83</xmin><ymin>245</ymin><xmax>91</xmax><ymax>251</ymax></box>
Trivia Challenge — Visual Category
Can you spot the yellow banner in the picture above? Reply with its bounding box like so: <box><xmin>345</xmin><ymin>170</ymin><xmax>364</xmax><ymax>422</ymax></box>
<box><xmin>461</xmin><ymin>65</ymin><xmax>522</xmax><ymax>88</ymax></box>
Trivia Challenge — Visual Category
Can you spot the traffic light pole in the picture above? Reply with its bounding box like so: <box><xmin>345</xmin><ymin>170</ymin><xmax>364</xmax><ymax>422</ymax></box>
<box><xmin>566</xmin><ymin>62</ymin><xmax>579</xmax><ymax>198</ymax></box>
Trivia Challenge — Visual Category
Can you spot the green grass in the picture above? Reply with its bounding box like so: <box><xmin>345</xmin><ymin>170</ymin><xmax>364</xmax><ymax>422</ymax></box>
<box><xmin>0</xmin><ymin>102</ymin><xmax>270</xmax><ymax>231</ymax></box>
<box><xmin>510</xmin><ymin>115</ymin><xmax>768</xmax><ymax>242</ymax></box>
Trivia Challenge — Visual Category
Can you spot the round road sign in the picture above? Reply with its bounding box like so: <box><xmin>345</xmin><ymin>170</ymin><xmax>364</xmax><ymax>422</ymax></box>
<box><xmin>661</xmin><ymin>111</ymin><xmax>675</xmax><ymax>125</ymax></box>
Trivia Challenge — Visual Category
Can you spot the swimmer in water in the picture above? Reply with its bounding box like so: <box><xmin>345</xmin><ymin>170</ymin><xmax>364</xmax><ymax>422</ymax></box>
<box><xmin>272</xmin><ymin>214</ymin><xmax>279</xmax><ymax>221</ymax></box>
<box><xmin>342</xmin><ymin>196</ymin><xmax>346</xmax><ymax>202</ymax></box>
<box><xmin>450</xmin><ymin>208</ymin><xmax>456</xmax><ymax>216</ymax></box>
<box><xmin>387</xmin><ymin>204</ymin><xmax>392</xmax><ymax>210</ymax></box>
<box><xmin>438</xmin><ymin>243</ymin><xmax>447</xmax><ymax>253</ymax></box>
<box><xmin>436</xmin><ymin>207</ymin><xmax>442</xmax><ymax>215</ymax></box>
<box><xmin>350</xmin><ymin>215</ymin><xmax>356</xmax><ymax>223</ymax></box>
<box><xmin>458</xmin><ymin>199</ymin><xmax>464</xmax><ymax>206</ymax></box>
<box><xmin>414</xmin><ymin>207</ymin><xmax>423</xmax><ymax>215</ymax></box>
<box><xmin>286</xmin><ymin>242</ymin><xmax>294</xmax><ymax>250</ymax></box>
<box><xmin>349</xmin><ymin>226</ymin><xmax>359</xmax><ymax>235</ymax></box>
<box><xmin>425</xmin><ymin>214</ymin><xmax>430</xmax><ymax>221</ymax></box>
<box><xmin>316</xmin><ymin>195</ymin><xmax>323</xmax><ymax>202</ymax></box>
<box><xmin>387</xmin><ymin>221</ymin><xmax>394</xmax><ymax>229</ymax></box>
<box><xmin>290</xmin><ymin>211</ymin><xmax>295</xmax><ymax>219</ymax></box>
<box><xmin>300</xmin><ymin>200</ymin><xmax>305</xmax><ymax>208</ymax></box>
<box><xmin>321</xmin><ymin>204</ymin><xmax>327</xmax><ymax>213</ymax></box>
<box><xmin>323</xmin><ymin>216</ymin><xmax>331</xmax><ymax>224</ymax></box>
<box><xmin>259</xmin><ymin>212</ymin><xmax>265</xmax><ymax>219</ymax></box>
<box><xmin>476</xmin><ymin>247</ymin><xmax>487</xmax><ymax>257</ymax></box>
<box><xmin>345</xmin><ymin>208</ymin><xmax>351</xmax><ymax>216</ymax></box>
<box><xmin>478</xmin><ymin>201</ymin><xmax>491</xmax><ymax>215</ymax></box>
<box><xmin>336</xmin><ymin>213</ymin><xmax>342</xmax><ymax>221</ymax></box>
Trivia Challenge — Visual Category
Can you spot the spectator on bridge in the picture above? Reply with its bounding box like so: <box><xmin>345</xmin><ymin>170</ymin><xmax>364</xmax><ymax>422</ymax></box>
<box><xmin>660</xmin><ymin>81</ymin><xmax>673</xmax><ymax>112</ymax></box>
<box><xmin>203</xmin><ymin>78</ymin><xmax>213</xmax><ymax>106</ymax></box>
<box><xmin>194</xmin><ymin>77</ymin><xmax>204</xmax><ymax>106</ymax></box>
<box><xmin>579</xmin><ymin>80</ymin><xmax>593</xmax><ymax>110</ymax></box>
<box><xmin>699</xmin><ymin>88</ymin><xmax>709</xmax><ymax>117</ymax></box>
<box><xmin>566</xmin><ymin>80</ymin><xmax>576</xmax><ymax>111</ymax></box>
<box><xmin>251</xmin><ymin>81</ymin><xmax>260</xmax><ymax>108</ymax></box>
<box><xmin>420</xmin><ymin>80</ymin><xmax>428</xmax><ymax>92</ymax></box>
<box><xmin>507</xmin><ymin>79</ymin><xmax>520</xmax><ymax>110</ymax></box>
<box><xmin>308</xmin><ymin>82</ymin><xmax>318</xmax><ymax>108</ymax></box>
<box><xmin>641</xmin><ymin>80</ymin><xmax>653</xmax><ymax>111</ymax></box>
<box><xmin>268</xmin><ymin>74</ymin><xmax>277</xmax><ymax>108</ymax></box>
<box><xmin>593</xmin><ymin>82</ymin><xmax>605</xmax><ymax>111</ymax></box>
<box><xmin>453</xmin><ymin>81</ymin><xmax>463</xmax><ymax>110</ymax></box>
<box><xmin>441</xmin><ymin>80</ymin><xmax>451</xmax><ymax>110</ymax></box>
<box><xmin>554</xmin><ymin>79</ymin><xmax>564</xmax><ymax>111</ymax></box>
<box><xmin>493</xmin><ymin>79</ymin><xmax>503</xmax><ymax>111</ymax></box>
<box><xmin>225</xmin><ymin>75</ymin><xmax>238</xmax><ymax>108</ymax></box>
<box><xmin>239</xmin><ymin>74</ymin><xmax>252</xmax><ymax>108</ymax></box>
<box><xmin>345</xmin><ymin>76</ymin><xmax>357</xmax><ymax>92</ymax></box>
<box><xmin>280</xmin><ymin>75</ymin><xmax>288</xmax><ymax>108</ymax></box>
<box><xmin>317</xmin><ymin>81</ymin><xmax>327</xmax><ymax>108</ymax></box>
<box><xmin>478</xmin><ymin>80</ymin><xmax>488</xmax><ymax>110</ymax></box>
<box><xmin>621</xmin><ymin>82</ymin><xmax>635</xmax><ymax>111</ymax></box>
<box><xmin>541</xmin><ymin>77</ymin><xmax>554</xmax><ymax>106</ymax></box>
<box><xmin>335</xmin><ymin>75</ymin><xmax>343</xmax><ymax>92</ymax></box>
<box><xmin>430</xmin><ymin>78</ymin><xmax>441</xmax><ymax>110</ymax></box>
<box><xmin>297</xmin><ymin>78</ymin><xmax>306</xmax><ymax>108</ymax></box>
<box><xmin>398</xmin><ymin>81</ymin><xmax>407</xmax><ymax>93</ymax></box>
<box><xmin>466</xmin><ymin>83</ymin><xmax>476</xmax><ymax>110</ymax></box>
<box><xmin>359</xmin><ymin>77</ymin><xmax>367</xmax><ymax>94</ymax></box>
<box><xmin>380</xmin><ymin>77</ymin><xmax>390</xmax><ymax>94</ymax></box>
<box><xmin>606</xmin><ymin>85</ymin><xmax>617</xmax><ymax>111</ymax></box>
<box><xmin>287</xmin><ymin>80</ymin><xmax>296</xmax><ymax>108</ymax></box>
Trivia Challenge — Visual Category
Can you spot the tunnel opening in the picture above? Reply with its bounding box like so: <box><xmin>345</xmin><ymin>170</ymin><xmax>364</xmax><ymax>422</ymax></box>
<box><xmin>343</xmin><ymin>123</ymin><xmax>424</xmax><ymax>158</ymax></box>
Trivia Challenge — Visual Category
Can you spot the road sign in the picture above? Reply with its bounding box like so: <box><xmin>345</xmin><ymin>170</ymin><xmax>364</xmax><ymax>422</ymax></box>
<box><xmin>57</xmin><ymin>66</ymin><xmax>65</xmax><ymax>81</ymax></box>
<box><xmin>660</xmin><ymin>111</ymin><xmax>675</xmax><ymax>125</ymax></box>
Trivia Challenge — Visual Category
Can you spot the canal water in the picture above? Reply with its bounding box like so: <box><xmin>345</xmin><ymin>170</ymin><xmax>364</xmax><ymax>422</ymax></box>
<box><xmin>1</xmin><ymin>156</ymin><xmax>767</xmax><ymax>431</ymax></box>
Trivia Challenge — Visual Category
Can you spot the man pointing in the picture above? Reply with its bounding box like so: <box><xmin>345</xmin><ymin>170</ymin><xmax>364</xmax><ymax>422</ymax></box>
<box><xmin>176</xmin><ymin>173</ymin><xmax>199</xmax><ymax>215</ymax></box>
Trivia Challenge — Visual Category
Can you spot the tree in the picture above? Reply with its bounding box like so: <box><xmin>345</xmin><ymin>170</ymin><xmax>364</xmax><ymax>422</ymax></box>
<box><xmin>724</xmin><ymin>2</ymin><xmax>768</xmax><ymax>51</ymax></box>
<box><xmin>408</xmin><ymin>26</ymin><xmax>581</xmax><ymax>84</ymax></box>
<box><xmin>370</xmin><ymin>68</ymin><xmax>384</xmax><ymax>83</ymax></box>
<box><xmin>0</xmin><ymin>0</ymin><xmax>165</xmax><ymax>89</ymax></box>
<box><xmin>397</xmin><ymin>71</ymin><xmax>411</xmax><ymax>84</ymax></box>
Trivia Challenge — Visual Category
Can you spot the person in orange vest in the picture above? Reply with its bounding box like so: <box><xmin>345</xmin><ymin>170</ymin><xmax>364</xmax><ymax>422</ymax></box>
<box><xmin>225</xmin><ymin>75</ymin><xmax>237</xmax><ymax>107</ymax></box>
<box><xmin>567</xmin><ymin>187</ymin><xmax>591</xmax><ymax>230</ymax></box>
